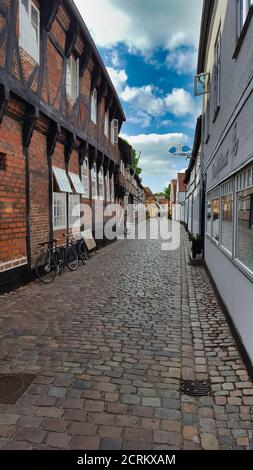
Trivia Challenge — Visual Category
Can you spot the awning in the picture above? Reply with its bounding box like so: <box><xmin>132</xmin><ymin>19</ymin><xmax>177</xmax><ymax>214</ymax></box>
<box><xmin>53</xmin><ymin>167</ymin><xmax>72</xmax><ymax>193</ymax></box>
<box><xmin>69</xmin><ymin>172</ymin><xmax>85</xmax><ymax>194</ymax></box>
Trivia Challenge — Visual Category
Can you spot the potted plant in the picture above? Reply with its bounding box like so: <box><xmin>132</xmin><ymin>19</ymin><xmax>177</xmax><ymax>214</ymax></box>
<box><xmin>189</xmin><ymin>234</ymin><xmax>203</xmax><ymax>259</ymax></box>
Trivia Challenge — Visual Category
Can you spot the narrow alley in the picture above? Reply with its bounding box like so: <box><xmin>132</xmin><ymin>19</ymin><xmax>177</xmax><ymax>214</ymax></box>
<box><xmin>0</xmin><ymin>229</ymin><xmax>252</xmax><ymax>450</ymax></box>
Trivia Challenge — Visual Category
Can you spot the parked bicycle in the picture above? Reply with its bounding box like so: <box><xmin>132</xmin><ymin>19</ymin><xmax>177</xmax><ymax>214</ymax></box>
<box><xmin>36</xmin><ymin>239</ymin><xmax>61</xmax><ymax>284</ymax></box>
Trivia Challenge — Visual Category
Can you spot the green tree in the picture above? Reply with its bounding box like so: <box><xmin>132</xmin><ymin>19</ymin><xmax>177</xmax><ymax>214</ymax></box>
<box><xmin>163</xmin><ymin>185</ymin><xmax>171</xmax><ymax>200</ymax></box>
<box><xmin>122</xmin><ymin>139</ymin><xmax>142</xmax><ymax>176</ymax></box>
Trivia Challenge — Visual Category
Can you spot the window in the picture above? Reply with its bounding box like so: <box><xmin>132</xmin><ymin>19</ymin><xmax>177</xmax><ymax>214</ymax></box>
<box><xmin>66</xmin><ymin>57</ymin><xmax>79</xmax><ymax>102</ymax></box>
<box><xmin>68</xmin><ymin>194</ymin><xmax>80</xmax><ymax>230</ymax></box>
<box><xmin>19</xmin><ymin>0</ymin><xmax>40</xmax><ymax>63</ymax></box>
<box><xmin>104</xmin><ymin>110</ymin><xmax>109</xmax><ymax>137</ymax></box>
<box><xmin>237</xmin><ymin>0</ymin><xmax>253</xmax><ymax>37</ymax></box>
<box><xmin>91</xmin><ymin>163</ymin><xmax>97</xmax><ymax>199</ymax></box>
<box><xmin>221</xmin><ymin>195</ymin><xmax>233</xmax><ymax>253</ymax></box>
<box><xmin>212</xmin><ymin>198</ymin><xmax>220</xmax><ymax>242</ymax></box>
<box><xmin>53</xmin><ymin>193</ymin><xmax>67</xmax><ymax>230</ymax></box>
<box><xmin>110</xmin><ymin>173</ymin><xmax>115</xmax><ymax>202</ymax></box>
<box><xmin>120</xmin><ymin>159</ymin><xmax>125</xmax><ymax>174</ymax></box>
<box><xmin>111</xmin><ymin>119</ymin><xmax>119</xmax><ymax>145</ymax></box>
<box><xmin>106</xmin><ymin>173</ymin><xmax>110</xmax><ymax>202</ymax></box>
<box><xmin>81</xmin><ymin>158</ymin><xmax>90</xmax><ymax>199</ymax></box>
<box><xmin>91</xmin><ymin>89</ymin><xmax>97</xmax><ymax>124</ymax></box>
<box><xmin>99</xmin><ymin>167</ymin><xmax>104</xmax><ymax>200</ymax></box>
<box><xmin>214</xmin><ymin>30</ymin><xmax>221</xmax><ymax>113</ymax></box>
<box><xmin>53</xmin><ymin>167</ymin><xmax>72</xmax><ymax>193</ymax></box>
<box><xmin>205</xmin><ymin>98</ymin><xmax>210</xmax><ymax>142</ymax></box>
<box><xmin>236</xmin><ymin>166</ymin><xmax>253</xmax><ymax>273</ymax></box>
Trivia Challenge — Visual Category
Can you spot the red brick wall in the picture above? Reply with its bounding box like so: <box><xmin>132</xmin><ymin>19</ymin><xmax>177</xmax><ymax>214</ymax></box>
<box><xmin>0</xmin><ymin>113</ymin><xmax>27</xmax><ymax>266</ymax></box>
<box><xmin>29</xmin><ymin>129</ymin><xmax>50</xmax><ymax>265</ymax></box>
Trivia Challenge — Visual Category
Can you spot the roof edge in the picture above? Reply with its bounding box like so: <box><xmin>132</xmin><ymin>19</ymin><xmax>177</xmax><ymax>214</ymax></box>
<box><xmin>197</xmin><ymin>0</ymin><xmax>215</xmax><ymax>74</ymax></box>
<box><xmin>65</xmin><ymin>0</ymin><xmax>126</xmax><ymax>121</ymax></box>
<box><xmin>184</xmin><ymin>115</ymin><xmax>202</xmax><ymax>184</ymax></box>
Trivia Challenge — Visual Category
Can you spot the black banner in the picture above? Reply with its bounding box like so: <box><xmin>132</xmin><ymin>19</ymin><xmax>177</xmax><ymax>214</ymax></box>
<box><xmin>0</xmin><ymin>451</ymin><xmax>252</xmax><ymax>468</ymax></box>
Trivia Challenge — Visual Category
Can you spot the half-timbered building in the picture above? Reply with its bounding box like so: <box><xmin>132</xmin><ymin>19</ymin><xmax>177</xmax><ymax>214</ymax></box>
<box><xmin>0</xmin><ymin>0</ymin><xmax>126</xmax><ymax>287</ymax></box>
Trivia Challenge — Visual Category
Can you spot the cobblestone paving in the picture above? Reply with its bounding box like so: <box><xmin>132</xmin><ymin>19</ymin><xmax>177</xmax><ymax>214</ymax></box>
<box><xmin>0</xmin><ymin>225</ymin><xmax>252</xmax><ymax>450</ymax></box>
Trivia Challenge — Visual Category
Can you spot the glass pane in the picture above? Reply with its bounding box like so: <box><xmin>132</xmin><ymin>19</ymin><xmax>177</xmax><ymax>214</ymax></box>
<box><xmin>206</xmin><ymin>198</ymin><xmax>212</xmax><ymax>234</ymax></box>
<box><xmin>237</xmin><ymin>188</ymin><xmax>253</xmax><ymax>272</ymax></box>
<box><xmin>221</xmin><ymin>195</ymin><xmax>233</xmax><ymax>253</ymax></box>
<box><xmin>212</xmin><ymin>198</ymin><xmax>220</xmax><ymax>241</ymax></box>
<box><xmin>31</xmin><ymin>5</ymin><xmax>39</xmax><ymax>27</ymax></box>
<box><xmin>21</xmin><ymin>0</ymin><xmax>29</xmax><ymax>13</ymax></box>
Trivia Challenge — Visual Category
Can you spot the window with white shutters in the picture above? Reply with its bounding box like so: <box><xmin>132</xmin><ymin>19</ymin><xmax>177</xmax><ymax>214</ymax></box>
<box><xmin>111</xmin><ymin>119</ymin><xmax>119</xmax><ymax>145</ymax></box>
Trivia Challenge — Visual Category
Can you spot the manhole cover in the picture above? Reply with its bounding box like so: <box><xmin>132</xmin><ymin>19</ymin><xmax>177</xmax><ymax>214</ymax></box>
<box><xmin>0</xmin><ymin>374</ymin><xmax>35</xmax><ymax>404</ymax></box>
<box><xmin>181</xmin><ymin>379</ymin><xmax>210</xmax><ymax>397</ymax></box>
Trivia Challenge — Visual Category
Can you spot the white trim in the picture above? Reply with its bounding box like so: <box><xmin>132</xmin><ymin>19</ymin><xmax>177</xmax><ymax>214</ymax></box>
<box><xmin>19</xmin><ymin>0</ymin><xmax>40</xmax><ymax>63</ymax></box>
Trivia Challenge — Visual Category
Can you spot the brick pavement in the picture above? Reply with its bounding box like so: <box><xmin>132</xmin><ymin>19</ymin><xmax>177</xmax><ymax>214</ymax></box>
<box><xmin>0</xmin><ymin>225</ymin><xmax>252</xmax><ymax>450</ymax></box>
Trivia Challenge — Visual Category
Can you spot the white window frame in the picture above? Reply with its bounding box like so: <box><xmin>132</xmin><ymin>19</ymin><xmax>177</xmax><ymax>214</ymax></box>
<box><xmin>91</xmin><ymin>163</ymin><xmax>98</xmax><ymax>200</ymax></box>
<box><xmin>91</xmin><ymin>88</ymin><xmax>97</xmax><ymax>124</ymax></box>
<box><xmin>81</xmin><ymin>158</ymin><xmax>90</xmax><ymax>199</ymax></box>
<box><xmin>110</xmin><ymin>173</ymin><xmax>115</xmax><ymax>202</ymax></box>
<box><xmin>104</xmin><ymin>110</ymin><xmax>109</xmax><ymax>137</ymax></box>
<box><xmin>68</xmin><ymin>194</ymin><xmax>81</xmax><ymax>229</ymax></box>
<box><xmin>237</xmin><ymin>0</ymin><xmax>253</xmax><ymax>38</ymax></box>
<box><xmin>111</xmin><ymin>119</ymin><xmax>119</xmax><ymax>145</ymax></box>
<box><xmin>66</xmin><ymin>56</ymin><xmax>80</xmax><ymax>102</ymax></box>
<box><xmin>19</xmin><ymin>0</ymin><xmax>40</xmax><ymax>63</ymax></box>
<box><xmin>99</xmin><ymin>167</ymin><xmax>104</xmax><ymax>201</ymax></box>
<box><xmin>53</xmin><ymin>192</ymin><xmax>67</xmax><ymax>230</ymax></box>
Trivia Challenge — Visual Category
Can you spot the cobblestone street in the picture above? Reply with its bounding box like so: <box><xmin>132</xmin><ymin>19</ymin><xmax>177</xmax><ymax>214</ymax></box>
<box><xmin>0</xmin><ymin>226</ymin><xmax>252</xmax><ymax>450</ymax></box>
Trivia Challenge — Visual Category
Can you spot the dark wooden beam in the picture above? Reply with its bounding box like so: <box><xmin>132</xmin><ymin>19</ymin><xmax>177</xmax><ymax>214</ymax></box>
<box><xmin>105</xmin><ymin>88</ymin><xmax>113</xmax><ymax>112</ymax></box>
<box><xmin>5</xmin><ymin>0</ymin><xmax>18</xmax><ymax>75</ymax></box>
<box><xmin>41</xmin><ymin>0</ymin><xmax>62</xmax><ymax>32</ymax></box>
<box><xmin>109</xmin><ymin>101</ymin><xmax>117</xmax><ymax>120</ymax></box>
<box><xmin>23</xmin><ymin>105</ymin><xmax>39</xmax><ymax>148</ymax></box>
<box><xmin>79</xmin><ymin>44</ymin><xmax>91</xmax><ymax>77</ymax></box>
<box><xmin>64</xmin><ymin>132</ymin><xmax>76</xmax><ymax>169</ymax></box>
<box><xmin>79</xmin><ymin>140</ymin><xmax>88</xmax><ymax>167</ymax></box>
<box><xmin>98</xmin><ymin>78</ymin><xmax>108</xmax><ymax>103</ymax></box>
<box><xmin>0</xmin><ymin>84</ymin><xmax>10</xmax><ymax>125</ymax></box>
<box><xmin>65</xmin><ymin>17</ymin><xmax>79</xmax><ymax>58</ymax></box>
<box><xmin>47</xmin><ymin>121</ymin><xmax>61</xmax><ymax>157</ymax></box>
<box><xmin>96</xmin><ymin>152</ymin><xmax>104</xmax><ymax>172</ymax></box>
<box><xmin>90</xmin><ymin>63</ymin><xmax>100</xmax><ymax>92</ymax></box>
<box><xmin>103</xmin><ymin>155</ymin><xmax>109</xmax><ymax>176</ymax></box>
<box><xmin>89</xmin><ymin>146</ymin><xmax>97</xmax><ymax>170</ymax></box>
<box><xmin>109</xmin><ymin>160</ymin><xmax>115</xmax><ymax>177</ymax></box>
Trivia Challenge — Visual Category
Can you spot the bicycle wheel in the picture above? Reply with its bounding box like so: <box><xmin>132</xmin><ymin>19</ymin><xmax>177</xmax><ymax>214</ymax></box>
<box><xmin>65</xmin><ymin>244</ymin><xmax>79</xmax><ymax>271</ymax></box>
<box><xmin>78</xmin><ymin>240</ymin><xmax>89</xmax><ymax>263</ymax></box>
<box><xmin>36</xmin><ymin>250</ymin><xmax>58</xmax><ymax>284</ymax></box>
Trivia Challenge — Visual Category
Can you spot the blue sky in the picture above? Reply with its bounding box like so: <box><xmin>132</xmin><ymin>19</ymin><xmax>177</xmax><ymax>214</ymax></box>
<box><xmin>75</xmin><ymin>0</ymin><xmax>202</xmax><ymax>193</ymax></box>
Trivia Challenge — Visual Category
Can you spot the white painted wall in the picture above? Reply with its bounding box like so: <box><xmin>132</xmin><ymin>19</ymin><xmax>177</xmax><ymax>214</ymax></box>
<box><xmin>205</xmin><ymin>238</ymin><xmax>253</xmax><ymax>362</ymax></box>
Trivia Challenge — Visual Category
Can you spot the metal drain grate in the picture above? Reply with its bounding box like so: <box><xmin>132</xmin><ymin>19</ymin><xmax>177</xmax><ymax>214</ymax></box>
<box><xmin>181</xmin><ymin>379</ymin><xmax>210</xmax><ymax>397</ymax></box>
<box><xmin>0</xmin><ymin>374</ymin><xmax>35</xmax><ymax>404</ymax></box>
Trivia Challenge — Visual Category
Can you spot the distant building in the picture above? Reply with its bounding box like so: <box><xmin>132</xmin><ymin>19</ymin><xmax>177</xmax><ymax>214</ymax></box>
<box><xmin>144</xmin><ymin>187</ymin><xmax>160</xmax><ymax>218</ymax></box>
<box><xmin>170</xmin><ymin>175</ymin><xmax>186</xmax><ymax>221</ymax></box>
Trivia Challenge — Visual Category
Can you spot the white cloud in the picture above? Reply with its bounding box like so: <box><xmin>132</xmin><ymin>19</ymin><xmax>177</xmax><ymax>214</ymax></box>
<box><xmin>121</xmin><ymin>85</ymin><xmax>164</xmax><ymax>117</ymax></box>
<box><xmin>127</xmin><ymin>111</ymin><xmax>152</xmax><ymax>128</ymax></box>
<box><xmin>166</xmin><ymin>48</ymin><xmax>198</xmax><ymax>75</ymax></box>
<box><xmin>74</xmin><ymin>0</ymin><xmax>202</xmax><ymax>54</ymax></box>
<box><xmin>120</xmin><ymin>132</ymin><xmax>189</xmax><ymax>178</ymax></box>
<box><xmin>158</xmin><ymin>120</ymin><xmax>173</xmax><ymax>128</ymax></box>
<box><xmin>106</xmin><ymin>67</ymin><xmax>128</xmax><ymax>95</ymax></box>
<box><xmin>165</xmin><ymin>88</ymin><xmax>197</xmax><ymax>117</ymax></box>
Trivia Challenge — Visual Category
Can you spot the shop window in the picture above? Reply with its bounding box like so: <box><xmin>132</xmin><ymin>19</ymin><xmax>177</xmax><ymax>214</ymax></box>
<box><xmin>19</xmin><ymin>0</ymin><xmax>40</xmax><ymax>63</ymax></box>
<box><xmin>221</xmin><ymin>195</ymin><xmax>233</xmax><ymax>253</ymax></box>
<box><xmin>236</xmin><ymin>187</ymin><xmax>253</xmax><ymax>272</ymax></box>
<box><xmin>212</xmin><ymin>198</ymin><xmax>220</xmax><ymax>242</ymax></box>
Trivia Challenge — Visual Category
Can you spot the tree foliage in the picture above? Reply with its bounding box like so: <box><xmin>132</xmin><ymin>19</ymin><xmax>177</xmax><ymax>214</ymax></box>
<box><xmin>122</xmin><ymin>139</ymin><xmax>142</xmax><ymax>176</ymax></box>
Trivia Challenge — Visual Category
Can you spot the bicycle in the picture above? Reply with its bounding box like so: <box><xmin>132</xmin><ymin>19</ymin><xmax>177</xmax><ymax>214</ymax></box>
<box><xmin>63</xmin><ymin>233</ymin><xmax>79</xmax><ymax>272</ymax></box>
<box><xmin>36</xmin><ymin>239</ymin><xmax>61</xmax><ymax>284</ymax></box>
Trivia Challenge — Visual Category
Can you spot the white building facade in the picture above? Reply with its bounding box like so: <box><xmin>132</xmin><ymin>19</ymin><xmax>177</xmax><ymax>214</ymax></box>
<box><xmin>197</xmin><ymin>0</ymin><xmax>253</xmax><ymax>367</ymax></box>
